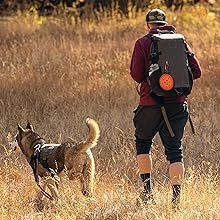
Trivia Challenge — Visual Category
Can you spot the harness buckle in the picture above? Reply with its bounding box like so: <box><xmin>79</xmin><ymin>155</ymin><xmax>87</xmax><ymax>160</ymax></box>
<box><xmin>33</xmin><ymin>144</ymin><xmax>42</xmax><ymax>157</ymax></box>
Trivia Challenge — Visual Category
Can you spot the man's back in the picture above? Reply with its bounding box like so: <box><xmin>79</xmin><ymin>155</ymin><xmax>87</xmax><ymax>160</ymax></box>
<box><xmin>130</xmin><ymin>25</ymin><xmax>201</xmax><ymax>106</ymax></box>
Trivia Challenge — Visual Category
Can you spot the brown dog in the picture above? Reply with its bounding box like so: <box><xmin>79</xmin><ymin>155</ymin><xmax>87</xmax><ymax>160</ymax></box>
<box><xmin>10</xmin><ymin>118</ymin><xmax>100</xmax><ymax>201</ymax></box>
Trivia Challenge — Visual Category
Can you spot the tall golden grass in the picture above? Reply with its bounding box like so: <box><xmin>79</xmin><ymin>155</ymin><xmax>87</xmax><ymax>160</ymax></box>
<box><xmin>0</xmin><ymin>4</ymin><xmax>219</xmax><ymax>219</ymax></box>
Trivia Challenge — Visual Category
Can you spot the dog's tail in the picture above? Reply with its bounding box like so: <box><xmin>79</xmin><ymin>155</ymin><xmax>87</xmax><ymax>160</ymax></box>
<box><xmin>79</xmin><ymin>118</ymin><xmax>100</xmax><ymax>153</ymax></box>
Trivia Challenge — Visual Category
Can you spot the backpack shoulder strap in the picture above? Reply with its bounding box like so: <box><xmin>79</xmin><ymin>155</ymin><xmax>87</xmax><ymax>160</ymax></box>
<box><xmin>184</xmin><ymin>41</ymin><xmax>194</xmax><ymax>58</ymax></box>
<box><xmin>145</xmin><ymin>34</ymin><xmax>159</xmax><ymax>64</ymax></box>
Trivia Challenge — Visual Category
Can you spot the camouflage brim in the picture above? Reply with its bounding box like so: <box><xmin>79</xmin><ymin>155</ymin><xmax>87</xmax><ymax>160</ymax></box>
<box><xmin>146</xmin><ymin>9</ymin><xmax>167</xmax><ymax>24</ymax></box>
<box><xmin>147</xmin><ymin>20</ymin><xmax>167</xmax><ymax>24</ymax></box>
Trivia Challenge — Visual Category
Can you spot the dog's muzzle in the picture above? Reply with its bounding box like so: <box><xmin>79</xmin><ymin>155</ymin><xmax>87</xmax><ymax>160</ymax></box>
<box><xmin>9</xmin><ymin>139</ymin><xmax>18</xmax><ymax>151</ymax></box>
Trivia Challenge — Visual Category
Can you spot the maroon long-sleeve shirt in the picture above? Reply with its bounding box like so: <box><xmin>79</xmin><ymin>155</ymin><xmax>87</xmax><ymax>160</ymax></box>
<box><xmin>130</xmin><ymin>25</ymin><xmax>202</xmax><ymax>106</ymax></box>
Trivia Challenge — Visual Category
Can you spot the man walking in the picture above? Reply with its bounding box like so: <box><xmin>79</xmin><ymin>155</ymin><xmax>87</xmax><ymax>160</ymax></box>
<box><xmin>130</xmin><ymin>9</ymin><xmax>201</xmax><ymax>208</ymax></box>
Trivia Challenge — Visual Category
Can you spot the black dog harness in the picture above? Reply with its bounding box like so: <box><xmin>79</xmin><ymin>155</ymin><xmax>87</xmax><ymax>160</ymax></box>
<box><xmin>31</xmin><ymin>143</ymin><xmax>61</xmax><ymax>200</ymax></box>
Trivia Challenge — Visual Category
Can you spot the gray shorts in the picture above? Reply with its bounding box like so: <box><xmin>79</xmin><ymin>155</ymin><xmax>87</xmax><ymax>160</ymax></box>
<box><xmin>133</xmin><ymin>103</ymin><xmax>189</xmax><ymax>163</ymax></box>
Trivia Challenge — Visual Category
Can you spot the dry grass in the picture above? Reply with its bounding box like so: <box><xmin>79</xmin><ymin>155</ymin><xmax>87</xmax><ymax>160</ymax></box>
<box><xmin>0</xmin><ymin>4</ymin><xmax>220</xmax><ymax>220</ymax></box>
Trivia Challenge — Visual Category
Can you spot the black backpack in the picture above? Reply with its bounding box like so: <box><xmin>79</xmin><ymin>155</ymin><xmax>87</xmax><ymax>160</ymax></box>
<box><xmin>147</xmin><ymin>31</ymin><xmax>193</xmax><ymax>97</ymax></box>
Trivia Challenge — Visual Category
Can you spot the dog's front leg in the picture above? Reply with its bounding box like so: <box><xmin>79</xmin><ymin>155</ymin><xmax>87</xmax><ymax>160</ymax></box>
<box><xmin>35</xmin><ymin>182</ymin><xmax>46</xmax><ymax>211</ymax></box>
<box><xmin>36</xmin><ymin>182</ymin><xmax>47</xmax><ymax>201</ymax></box>
<box><xmin>81</xmin><ymin>166</ymin><xmax>94</xmax><ymax>197</ymax></box>
<box><xmin>45</xmin><ymin>176</ymin><xmax>59</xmax><ymax>201</ymax></box>
<box><xmin>80</xmin><ymin>175</ymin><xmax>89</xmax><ymax>197</ymax></box>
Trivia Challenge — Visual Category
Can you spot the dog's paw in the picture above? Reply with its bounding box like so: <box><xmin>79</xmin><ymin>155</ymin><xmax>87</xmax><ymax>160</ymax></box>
<box><xmin>35</xmin><ymin>199</ymin><xmax>45</xmax><ymax>212</ymax></box>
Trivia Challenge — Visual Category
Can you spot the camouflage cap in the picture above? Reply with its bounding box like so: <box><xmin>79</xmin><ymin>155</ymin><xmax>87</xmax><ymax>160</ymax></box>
<box><xmin>146</xmin><ymin>9</ymin><xmax>167</xmax><ymax>24</ymax></box>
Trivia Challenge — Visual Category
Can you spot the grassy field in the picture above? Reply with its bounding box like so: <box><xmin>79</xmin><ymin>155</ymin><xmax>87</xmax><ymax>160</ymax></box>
<box><xmin>0</xmin><ymin>4</ymin><xmax>220</xmax><ymax>220</ymax></box>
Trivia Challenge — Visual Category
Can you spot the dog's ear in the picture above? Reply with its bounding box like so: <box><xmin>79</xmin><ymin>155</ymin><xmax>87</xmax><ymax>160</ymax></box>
<box><xmin>26</xmin><ymin>122</ymin><xmax>33</xmax><ymax>131</ymax></box>
<box><xmin>17</xmin><ymin>124</ymin><xmax>24</xmax><ymax>133</ymax></box>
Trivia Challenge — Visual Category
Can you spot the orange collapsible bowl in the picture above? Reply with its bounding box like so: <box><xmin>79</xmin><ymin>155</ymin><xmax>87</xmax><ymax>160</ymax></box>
<box><xmin>159</xmin><ymin>73</ymin><xmax>174</xmax><ymax>91</ymax></box>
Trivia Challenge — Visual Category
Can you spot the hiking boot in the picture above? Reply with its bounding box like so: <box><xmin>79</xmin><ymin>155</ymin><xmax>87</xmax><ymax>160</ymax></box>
<box><xmin>172</xmin><ymin>197</ymin><xmax>180</xmax><ymax>212</ymax></box>
<box><xmin>171</xmin><ymin>185</ymin><xmax>181</xmax><ymax>212</ymax></box>
<box><xmin>137</xmin><ymin>190</ymin><xmax>156</xmax><ymax>207</ymax></box>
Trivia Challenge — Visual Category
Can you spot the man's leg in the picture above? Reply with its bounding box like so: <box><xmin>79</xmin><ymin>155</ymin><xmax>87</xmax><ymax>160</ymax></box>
<box><xmin>169</xmin><ymin>162</ymin><xmax>184</xmax><ymax>185</ymax></box>
<box><xmin>137</xmin><ymin>153</ymin><xmax>152</xmax><ymax>194</ymax></box>
<box><xmin>136</xmin><ymin>140</ymin><xmax>155</xmax><ymax>204</ymax></box>
<box><xmin>137</xmin><ymin>154</ymin><xmax>152</xmax><ymax>174</ymax></box>
<box><xmin>169</xmin><ymin>161</ymin><xmax>184</xmax><ymax>209</ymax></box>
<box><xmin>133</xmin><ymin>106</ymin><xmax>162</xmax><ymax>204</ymax></box>
<box><xmin>135</xmin><ymin>138</ymin><xmax>153</xmax><ymax>195</ymax></box>
<box><xmin>159</xmin><ymin>103</ymin><xmax>188</xmax><ymax>209</ymax></box>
